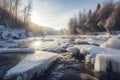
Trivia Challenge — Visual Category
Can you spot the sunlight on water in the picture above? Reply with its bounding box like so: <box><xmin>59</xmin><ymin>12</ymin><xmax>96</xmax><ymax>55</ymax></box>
<box><xmin>32</xmin><ymin>41</ymin><xmax>42</xmax><ymax>49</ymax></box>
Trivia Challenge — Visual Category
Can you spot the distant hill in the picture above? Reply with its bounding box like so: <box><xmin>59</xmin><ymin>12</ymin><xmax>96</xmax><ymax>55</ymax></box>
<box><xmin>42</xmin><ymin>26</ymin><xmax>59</xmax><ymax>35</ymax></box>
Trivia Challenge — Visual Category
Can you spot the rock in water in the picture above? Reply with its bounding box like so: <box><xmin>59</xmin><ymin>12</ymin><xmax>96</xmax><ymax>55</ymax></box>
<box><xmin>67</xmin><ymin>47</ymin><xmax>80</xmax><ymax>58</ymax></box>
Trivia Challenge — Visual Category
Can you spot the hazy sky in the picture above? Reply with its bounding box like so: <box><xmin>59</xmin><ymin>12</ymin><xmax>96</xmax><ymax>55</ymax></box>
<box><xmin>31</xmin><ymin>0</ymin><xmax>118</xmax><ymax>30</ymax></box>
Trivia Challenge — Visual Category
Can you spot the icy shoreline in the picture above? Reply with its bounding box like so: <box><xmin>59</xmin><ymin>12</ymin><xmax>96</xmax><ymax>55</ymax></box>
<box><xmin>1</xmin><ymin>34</ymin><xmax>120</xmax><ymax>80</ymax></box>
<box><xmin>4</xmin><ymin>51</ymin><xmax>61</xmax><ymax>80</ymax></box>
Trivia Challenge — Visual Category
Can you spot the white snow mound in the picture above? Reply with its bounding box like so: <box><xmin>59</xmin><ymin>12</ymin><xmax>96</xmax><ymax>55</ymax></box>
<box><xmin>100</xmin><ymin>37</ymin><xmax>120</xmax><ymax>49</ymax></box>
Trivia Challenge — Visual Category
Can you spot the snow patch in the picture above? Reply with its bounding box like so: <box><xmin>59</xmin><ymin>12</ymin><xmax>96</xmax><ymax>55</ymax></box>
<box><xmin>0</xmin><ymin>25</ymin><xmax>27</xmax><ymax>40</ymax></box>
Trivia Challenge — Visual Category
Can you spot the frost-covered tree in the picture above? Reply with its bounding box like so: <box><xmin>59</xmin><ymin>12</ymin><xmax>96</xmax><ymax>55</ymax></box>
<box><xmin>78</xmin><ymin>11</ymin><xmax>88</xmax><ymax>34</ymax></box>
<box><xmin>23</xmin><ymin>0</ymin><xmax>32</xmax><ymax>26</ymax></box>
<box><xmin>67</xmin><ymin>0</ymin><xmax>120</xmax><ymax>35</ymax></box>
<box><xmin>105</xmin><ymin>1</ymin><xmax>120</xmax><ymax>33</ymax></box>
<box><xmin>97</xmin><ymin>1</ymin><xmax>114</xmax><ymax>29</ymax></box>
<box><xmin>68</xmin><ymin>17</ymin><xmax>78</xmax><ymax>35</ymax></box>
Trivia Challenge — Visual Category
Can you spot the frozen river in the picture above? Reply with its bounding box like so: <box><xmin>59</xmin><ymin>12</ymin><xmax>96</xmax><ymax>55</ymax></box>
<box><xmin>1</xmin><ymin>35</ymin><xmax>120</xmax><ymax>80</ymax></box>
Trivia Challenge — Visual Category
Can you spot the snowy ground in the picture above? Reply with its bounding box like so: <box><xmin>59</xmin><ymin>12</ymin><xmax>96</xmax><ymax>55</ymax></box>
<box><xmin>1</xmin><ymin>34</ymin><xmax>120</xmax><ymax>80</ymax></box>
<box><xmin>0</xmin><ymin>25</ymin><xmax>27</xmax><ymax>40</ymax></box>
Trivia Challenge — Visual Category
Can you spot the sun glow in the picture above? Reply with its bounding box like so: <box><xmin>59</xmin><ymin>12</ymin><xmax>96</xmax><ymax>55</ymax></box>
<box><xmin>32</xmin><ymin>41</ymin><xmax>42</xmax><ymax>49</ymax></box>
<box><xmin>31</xmin><ymin>14</ymin><xmax>43</xmax><ymax>25</ymax></box>
<box><xmin>31</xmin><ymin>13</ymin><xmax>49</xmax><ymax>27</ymax></box>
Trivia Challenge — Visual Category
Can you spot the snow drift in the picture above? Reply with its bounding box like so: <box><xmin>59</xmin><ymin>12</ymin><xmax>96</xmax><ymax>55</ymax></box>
<box><xmin>100</xmin><ymin>37</ymin><xmax>120</xmax><ymax>49</ymax></box>
<box><xmin>0</xmin><ymin>25</ymin><xmax>27</xmax><ymax>40</ymax></box>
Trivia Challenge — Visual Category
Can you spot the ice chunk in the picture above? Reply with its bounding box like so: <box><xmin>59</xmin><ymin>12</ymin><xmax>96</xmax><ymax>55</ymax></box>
<box><xmin>40</xmin><ymin>41</ymin><xmax>68</xmax><ymax>53</ymax></box>
<box><xmin>74</xmin><ymin>44</ymin><xmax>120</xmax><ymax>70</ymax></box>
<box><xmin>94</xmin><ymin>46</ymin><xmax>120</xmax><ymax>73</ymax></box>
<box><xmin>0</xmin><ymin>48</ymin><xmax>35</xmax><ymax>54</ymax></box>
<box><xmin>4</xmin><ymin>51</ymin><xmax>61</xmax><ymax>80</ymax></box>
<box><xmin>74</xmin><ymin>45</ymin><xmax>104</xmax><ymax>55</ymax></box>
<box><xmin>94</xmin><ymin>54</ymin><xmax>109</xmax><ymax>72</ymax></box>
<box><xmin>66</xmin><ymin>47</ymin><xmax>80</xmax><ymax>57</ymax></box>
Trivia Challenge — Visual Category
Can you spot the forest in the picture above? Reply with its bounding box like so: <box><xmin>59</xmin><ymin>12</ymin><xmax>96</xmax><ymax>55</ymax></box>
<box><xmin>68</xmin><ymin>1</ymin><xmax>120</xmax><ymax>35</ymax></box>
<box><xmin>0</xmin><ymin>0</ymin><xmax>52</xmax><ymax>37</ymax></box>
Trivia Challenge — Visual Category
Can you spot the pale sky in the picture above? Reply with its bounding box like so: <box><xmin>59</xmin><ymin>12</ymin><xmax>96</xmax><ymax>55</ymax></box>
<box><xmin>31</xmin><ymin>0</ymin><xmax>118</xmax><ymax>30</ymax></box>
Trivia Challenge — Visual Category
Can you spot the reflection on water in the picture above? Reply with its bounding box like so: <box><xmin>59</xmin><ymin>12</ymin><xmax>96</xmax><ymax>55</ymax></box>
<box><xmin>32</xmin><ymin>41</ymin><xmax>42</xmax><ymax>49</ymax></box>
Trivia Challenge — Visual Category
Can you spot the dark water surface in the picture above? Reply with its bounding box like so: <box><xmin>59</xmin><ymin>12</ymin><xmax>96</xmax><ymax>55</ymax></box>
<box><xmin>0</xmin><ymin>53</ymin><xmax>120</xmax><ymax>80</ymax></box>
<box><xmin>33</xmin><ymin>56</ymin><xmax>120</xmax><ymax>80</ymax></box>
<box><xmin>0</xmin><ymin>54</ymin><xmax>25</xmax><ymax>79</ymax></box>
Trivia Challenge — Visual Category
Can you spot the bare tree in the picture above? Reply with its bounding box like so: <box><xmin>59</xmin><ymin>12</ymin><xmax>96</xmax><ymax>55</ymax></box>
<box><xmin>68</xmin><ymin>17</ymin><xmax>78</xmax><ymax>35</ymax></box>
<box><xmin>14</xmin><ymin>0</ymin><xmax>21</xmax><ymax>27</ymax></box>
<box><xmin>23</xmin><ymin>0</ymin><xmax>32</xmax><ymax>26</ymax></box>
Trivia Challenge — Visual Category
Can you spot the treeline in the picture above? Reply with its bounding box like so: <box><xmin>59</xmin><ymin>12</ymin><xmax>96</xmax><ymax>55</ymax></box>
<box><xmin>0</xmin><ymin>0</ymin><xmax>47</xmax><ymax>36</ymax></box>
<box><xmin>68</xmin><ymin>1</ymin><xmax>120</xmax><ymax>35</ymax></box>
<box><xmin>0</xmin><ymin>0</ymin><xmax>32</xmax><ymax>28</ymax></box>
